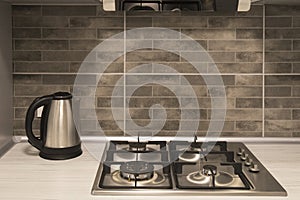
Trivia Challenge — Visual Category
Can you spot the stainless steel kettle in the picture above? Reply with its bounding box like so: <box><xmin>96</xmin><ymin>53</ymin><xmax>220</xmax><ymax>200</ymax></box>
<box><xmin>25</xmin><ymin>92</ymin><xmax>82</xmax><ymax>160</ymax></box>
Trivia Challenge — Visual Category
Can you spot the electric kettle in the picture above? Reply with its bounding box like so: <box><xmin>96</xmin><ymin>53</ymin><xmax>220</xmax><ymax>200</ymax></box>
<box><xmin>25</xmin><ymin>92</ymin><xmax>82</xmax><ymax>160</ymax></box>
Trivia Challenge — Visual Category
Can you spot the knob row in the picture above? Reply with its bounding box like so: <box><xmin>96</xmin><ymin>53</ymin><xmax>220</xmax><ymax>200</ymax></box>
<box><xmin>237</xmin><ymin>147</ymin><xmax>259</xmax><ymax>173</ymax></box>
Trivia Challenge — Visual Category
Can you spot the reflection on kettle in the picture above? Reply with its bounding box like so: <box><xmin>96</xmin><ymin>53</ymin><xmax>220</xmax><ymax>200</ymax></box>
<box><xmin>25</xmin><ymin>92</ymin><xmax>82</xmax><ymax>160</ymax></box>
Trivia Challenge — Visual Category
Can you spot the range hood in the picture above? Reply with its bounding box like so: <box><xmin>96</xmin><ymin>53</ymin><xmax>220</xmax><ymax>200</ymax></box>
<box><xmin>103</xmin><ymin>0</ymin><xmax>251</xmax><ymax>12</ymax></box>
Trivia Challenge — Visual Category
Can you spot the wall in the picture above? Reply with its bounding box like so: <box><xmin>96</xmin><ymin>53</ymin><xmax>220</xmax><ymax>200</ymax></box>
<box><xmin>0</xmin><ymin>1</ymin><xmax>13</xmax><ymax>151</ymax></box>
<box><xmin>12</xmin><ymin>4</ymin><xmax>300</xmax><ymax>138</ymax></box>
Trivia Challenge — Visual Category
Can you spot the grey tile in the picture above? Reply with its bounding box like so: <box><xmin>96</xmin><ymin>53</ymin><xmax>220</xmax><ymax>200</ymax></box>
<box><xmin>126</xmin><ymin>51</ymin><xmax>180</xmax><ymax>62</ymax></box>
<box><xmin>265</xmin><ymin>120</ymin><xmax>300</xmax><ymax>132</ymax></box>
<box><xmin>15</xmin><ymin>85</ymin><xmax>70</xmax><ymax>96</ymax></box>
<box><xmin>97</xmin><ymin>29</ymin><xmax>124</xmax><ymax>39</ymax></box>
<box><xmin>96</xmin><ymin>86</ymin><xmax>117</xmax><ymax>97</ymax></box>
<box><xmin>213</xmin><ymin>63</ymin><xmax>262</xmax><ymax>74</ymax></box>
<box><xmin>14</xmin><ymin>108</ymin><xmax>27</xmax><ymax>119</ymax></box>
<box><xmin>127</xmin><ymin>17</ymin><xmax>152</xmax><ymax>28</ymax></box>
<box><xmin>42</xmin><ymin>6</ymin><xmax>96</xmax><ymax>16</ymax></box>
<box><xmin>13</xmin><ymin>51</ymin><xmax>41</xmax><ymax>61</ymax></box>
<box><xmin>182</xmin><ymin>97</ymin><xmax>234</xmax><ymax>109</ymax></box>
<box><xmin>42</xmin><ymin>28</ymin><xmax>96</xmax><ymax>39</ymax></box>
<box><xmin>292</xmin><ymin>87</ymin><xmax>300</xmax><ymax>96</ymax></box>
<box><xmin>265</xmin><ymin>98</ymin><xmax>300</xmax><ymax>108</ymax></box>
<box><xmin>265</xmin><ymin>109</ymin><xmax>291</xmax><ymax>120</ymax></box>
<box><xmin>221</xmin><ymin>109</ymin><xmax>262</xmax><ymax>120</ymax></box>
<box><xmin>98</xmin><ymin>120</ymin><xmax>123</xmax><ymax>131</ymax></box>
<box><xmin>265</xmin><ymin>63</ymin><xmax>292</xmax><ymax>73</ymax></box>
<box><xmin>265</xmin><ymin>40</ymin><xmax>292</xmax><ymax>51</ymax></box>
<box><xmin>236</xmin><ymin>121</ymin><xmax>262</xmax><ymax>131</ymax></box>
<box><xmin>43</xmin><ymin>74</ymin><xmax>97</xmax><ymax>85</ymax></box>
<box><xmin>181</xmin><ymin>29</ymin><xmax>235</xmax><ymax>40</ymax></box>
<box><xmin>70</xmin><ymin>17</ymin><xmax>124</xmax><ymax>28</ymax></box>
<box><xmin>292</xmin><ymin>110</ymin><xmax>300</xmax><ymax>120</ymax></box>
<box><xmin>266</xmin><ymin>5</ymin><xmax>300</xmax><ymax>16</ymax></box>
<box><xmin>42</xmin><ymin>51</ymin><xmax>91</xmax><ymax>61</ymax></box>
<box><xmin>220</xmin><ymin>132</ymin><xmax>262</xmax><ymax>137</ymax></box>
<box><xmin>236</xmin><ymin>98</ymin><xmax>262</xmax><ymax>108</ymax></box>
<box><xmin>208</xmin><ymin>40</ymin><xmax>262</xmax><ymax>51</ymax></box>
<box><xmin>292</xmin><ymin>132</ymin><xmax>300</xmax><ymax>137</ymax></box>
<box><xmin>96</xmin><ymin>108</ymin><xmax>123</xmax><ymax>120</ymax></box>
<box><xmin>236</xmin><ymin>52</ymin><xmax>263</xmax><ymax>63</ymax></box>
<box><xmin>226</xmin><ymin>86</ymin><xmax>262</xmax><ymax>97</ymax></box>
<box><xmin>153</xmin><ymin>16</ymin><xmax>207</xmax><ymax>28</ymax></box>
<box><xmin>14</xmin><ymin>119</ymin><xmax>40</xmax><ymax>130</ymax></box>
<box><xmin>236</xmin><ymin>29</ymin><xmax>263</xmax><ymax>39</ymax></box>
<box><xmin>70</xmin><ymin>62</ymin><xmax>123</xmax><ymax>73</ymax></box>
<box><xmin>208</xmin><ymin>17</ymin><xmax>262</xmax><ymax>28</ymax></box>
<box><xmin>13</xmin><ymin>16</ymin><xmax>69</xmax><ymax>27</ymax></box>
<box><xmin>69</xmin><ymin>40</ymin><xmax>101</xmax><ymax>50</ymax></box>
<box><xmin>294</xmin><ymin>17</ymin><xmax>300</xmax><ymax>27</ymax></box>
<box><xmin>209</xmin><ymin>52</ymin><xmax>236</xmax><ymax>63</ymax></box>
<box><xmin>13</xmin><ymin>28</ymin><xmax>41</xmax><ymax>38</ymax></box>
<box><xmin>129</xmin><ymin>97</ymin><xmax>179</xmax><ymax>108</ymax></box>
<box><xmin>13</xmin><ymin>74</ymin><xmax>42</xmax><ymax>85</ymax></box>
<box><xmin>153</xmin><ymin>85</ymin><xmax>207</xmax><ymax>97</ymax></box>
<box><xmin>126</xmin><ymin>86</ymin><xmax>152</xmax><ymax>96</ymax></box>
<box><xmin>266</xmin><ymin>52</ymin><xmax>300</xmax><ymax>62</ymax></box>
<box><xmin>14</xmin><ymin>62</ymin><xmax>69</xmax><ymax>73</ymax></box>
<box><xmin>97</xmin><ymin>97</ymin><xmax>123</xmax><ymax>107</ymax></box>
<box><xmin>265</xmin><ymin>75</ymin><xmax>293</xmax><ymax>85</ymax></box>
<box><xmin>294</xmin><ymin>40</ymin><xmax>300</xmax><ymax>51</ymax></box>
<box><xmin>265</xmin><ymin>86</ymin><xmax>291</xmax><ymax>97</ymax></box>
<box><xmin>98</xmin><ymin>75</ymin><xmax>122</xmax><ymax>86</ymax></box>
<box><xmin>265</xmin><ymin>29</ymin><xmax>300</xmax><ymax>39</ymax></box>
<box><xmin>129</xmin><ymin>109</ymin><xmax>151</xmax><ymax>120</ymax></box>
<box><xmin>265</xmin><ymin>17</ymin><xmax>292</xmax><ymax>27</ymax></box>
<box><xmin>12</xmin><ymin>5</ymin><xmax>41</xmax><ymax>16</ymax></box>
<box><xmin>236</xmin><ymin>75</ymin><xmax>262</xmax><ymax>85</ymax></box>
<box><xmin>14</xmin><ymin>97</ymin><xmax>36</xmax><ymax>107</ymax></box>
<box><xmin>264</xmin><ymin>131</ymin><xmax>292</xmax><ymax>137</ymax></box>
<box><xmin>126</xmin><ymin>75</ymin><xmax>180</xmax><ymax>85</ymax></box>
<box><xmin>293</xmin><ymin>63</ymin><xmax>300</xmax><ymax>73</ymax></box>
<box><xmin>182</xmin><ymin>75</ymin><xmax>234</xmax><ymax>86</ymax></box>
<box><xmin>15</xmin><ymin>40</ymin><xmax>68</xmax><ymax>50</ymax></box>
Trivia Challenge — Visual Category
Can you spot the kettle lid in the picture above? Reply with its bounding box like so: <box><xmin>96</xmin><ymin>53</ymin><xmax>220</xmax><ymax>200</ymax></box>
<box><xmin>53</xmin><ymin>92</ymin><xmax>72</xmax><ymax>100</ymax></box>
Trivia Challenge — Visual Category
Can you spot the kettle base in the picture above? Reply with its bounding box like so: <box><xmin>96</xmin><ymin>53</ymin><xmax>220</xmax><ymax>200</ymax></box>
<box><xmin>39</xmin><ymin>143</ymin><xmax>82</xmax><ymax>160</ymax></box>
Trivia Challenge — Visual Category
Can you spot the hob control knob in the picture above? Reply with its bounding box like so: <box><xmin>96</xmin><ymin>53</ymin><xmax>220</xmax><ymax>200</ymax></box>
<box><xmin>249</xmin><ymin>163</ymin><xmax>260</xmax><ymax>173</ymax></box>
<box><xmin>244</xmin><ymin>157</ymin><xmax>253</xmax><ymax>166</ymax></box>
<box><xmin>241</xmin><ymin>152</ymin><xmax>248</xmax><ymax>161</ymax></box>
<box><xmin>237</xmin><ymin>148</ymin><xmax>245</xmax><ymax>156</ymax></box>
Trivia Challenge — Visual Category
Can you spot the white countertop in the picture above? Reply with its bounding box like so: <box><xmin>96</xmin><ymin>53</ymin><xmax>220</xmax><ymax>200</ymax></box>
<box><xmin>0</xmin><ymin>141</ymin><xmax>299</xmax><ymax>200</ymax></box>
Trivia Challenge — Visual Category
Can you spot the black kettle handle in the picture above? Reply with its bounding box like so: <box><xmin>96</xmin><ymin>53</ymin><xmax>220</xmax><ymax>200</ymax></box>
<box><xmin>25</xmin><ymin>95</ymin><xmax>53</xmax><ymax>150</ymax></box>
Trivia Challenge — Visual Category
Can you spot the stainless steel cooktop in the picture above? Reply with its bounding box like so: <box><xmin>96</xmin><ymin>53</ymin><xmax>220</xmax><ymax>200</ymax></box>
<box><xmin>92</xmin><ymin>139</ymin><xmax>287</xmax><ymax>196</ymax></box>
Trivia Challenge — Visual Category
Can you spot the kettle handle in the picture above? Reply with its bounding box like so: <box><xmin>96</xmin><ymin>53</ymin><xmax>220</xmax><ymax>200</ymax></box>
<box><xmin>25</xmin><ymin>95</ymin><xmax>53</xmax><ymax>150</ymax></box>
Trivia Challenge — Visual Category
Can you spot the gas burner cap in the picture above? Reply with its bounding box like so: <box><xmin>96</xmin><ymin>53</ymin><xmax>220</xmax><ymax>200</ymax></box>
<box><xmin>120</xmin><ymin>161</ymin><xmax>154</xmax><ymax>181</ymax></box>
<box><xmin>202</xmin><ymin>165</ymin><xmax>217</xmax><ymax>176</ymax></box>
<box><xmin>128</xmin><ymin>142</ymin><xmax>147</xmax><ymax>152</ymax></box>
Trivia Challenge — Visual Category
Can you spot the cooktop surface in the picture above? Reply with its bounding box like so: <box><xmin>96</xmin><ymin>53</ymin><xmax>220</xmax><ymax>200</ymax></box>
<box><xmin>92</xmin><ymin>139</ymin><xmax>287</xmax><ymax>196</ymax></box>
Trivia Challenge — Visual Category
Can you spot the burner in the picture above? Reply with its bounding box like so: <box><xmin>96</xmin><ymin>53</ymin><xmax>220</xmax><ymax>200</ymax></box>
<box><xmin>112</xmin><ymin>170</ymin><xmax>166</xmax><ymax>185</ymax></box>
<box><xmin>128</xmin><ymin>142</ymin><xmax>147</xmax><ymax>151</ymax></box>
<box><xmin>120</xmin><ymin>161</ymin><xmax>154</xmax><ymax>181</ymax></box>
<box><xmin>178</xmin><ymin>146</ymin><xmax>203</xmax><ymax>162</ymax></box>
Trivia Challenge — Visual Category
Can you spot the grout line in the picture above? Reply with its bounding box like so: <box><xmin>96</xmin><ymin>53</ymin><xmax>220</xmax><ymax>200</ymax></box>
<box><xmin>123</xmin><ymin>10</ymin><xmax>126</xmax><ymax>137</ymax></box>
<box><xmin>262</xmin><ymin>5</ymin><xmax>266</xmax><ymax>138</ymax></box>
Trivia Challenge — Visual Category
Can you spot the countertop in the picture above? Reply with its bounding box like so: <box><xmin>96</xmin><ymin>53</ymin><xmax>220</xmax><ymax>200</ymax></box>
<box><xmin>0</xmin><ymin>140</ymin><xmax>299</xmax><ymax>200</ymax></box>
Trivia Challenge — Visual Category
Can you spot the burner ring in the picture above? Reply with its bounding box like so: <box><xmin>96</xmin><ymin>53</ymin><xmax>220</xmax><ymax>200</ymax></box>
<box><xmin>128</xmin><ymin>142</ymin><xmax>147</xmax><ymax>152</ymax></box>
<box><xmin>120</xmin><ymin>161</ymin><xmax>154</xmax><ymax>181</ymax></box>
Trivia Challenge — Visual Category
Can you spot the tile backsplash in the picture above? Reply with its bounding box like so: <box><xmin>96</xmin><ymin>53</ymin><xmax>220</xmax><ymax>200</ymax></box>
<box><xmin>12</xmin><ymin>5</ymin><xmax>300</xmax><ymax>137</ymax></box>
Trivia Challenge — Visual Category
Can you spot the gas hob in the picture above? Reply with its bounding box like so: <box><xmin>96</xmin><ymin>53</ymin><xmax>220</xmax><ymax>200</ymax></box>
<box><xmin>92</xmin><ymin>139</ymin><xmax>287</xmax><ymax>196</ymax></box>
